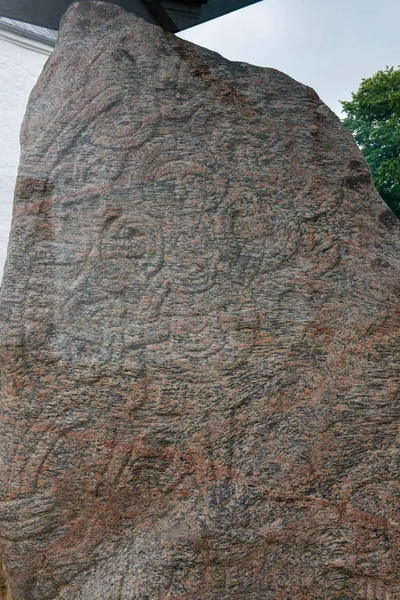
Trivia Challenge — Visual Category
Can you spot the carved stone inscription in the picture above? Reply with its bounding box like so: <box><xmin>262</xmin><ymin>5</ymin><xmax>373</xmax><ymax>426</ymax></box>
<box><xmin>0</xmin><ymin>2</ymin><xmax>399</xmax><ymax>599</ymax></box>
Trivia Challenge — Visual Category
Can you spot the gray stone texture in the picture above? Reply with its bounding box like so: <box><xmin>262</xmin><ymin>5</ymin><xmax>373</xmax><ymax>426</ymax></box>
<box><xmin>0</xmin><ymin>1</ymin><xmax>399</xmax><ymax>599</ymax></box>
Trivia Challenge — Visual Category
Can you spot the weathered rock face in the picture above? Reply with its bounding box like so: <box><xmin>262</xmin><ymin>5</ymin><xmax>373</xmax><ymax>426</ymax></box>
<box><xmin>0</xmin><ymin>2</ymin><xmax>399</xmax><ymax>598</ymax></box>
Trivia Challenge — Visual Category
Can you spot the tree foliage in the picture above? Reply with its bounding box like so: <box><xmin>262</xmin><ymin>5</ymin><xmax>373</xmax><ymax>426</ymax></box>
<box><xmin>341</xmin><ymin>66</ymin><xmax>400</xmax><ymax>218</ymax></box>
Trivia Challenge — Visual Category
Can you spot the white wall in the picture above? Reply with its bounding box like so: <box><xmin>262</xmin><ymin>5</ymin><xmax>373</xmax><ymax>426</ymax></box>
<box><xmin>0</xmin><ymin>32</ymin><xmax>51</xmax><ymax>280</ymax></box>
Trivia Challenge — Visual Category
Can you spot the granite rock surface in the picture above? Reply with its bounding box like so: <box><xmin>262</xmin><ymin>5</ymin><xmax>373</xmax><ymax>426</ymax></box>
<box><xmin>0</xmin><ymin>1</ymin><xmax>399</xmax><ymax>598</ymax></box>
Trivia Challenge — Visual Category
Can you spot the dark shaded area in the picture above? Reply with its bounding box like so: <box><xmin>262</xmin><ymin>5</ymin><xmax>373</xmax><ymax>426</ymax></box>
<box><xmin>0</xmin><ymin>0</ymin><xmax>262</xmax><ymax>32</ymax></box>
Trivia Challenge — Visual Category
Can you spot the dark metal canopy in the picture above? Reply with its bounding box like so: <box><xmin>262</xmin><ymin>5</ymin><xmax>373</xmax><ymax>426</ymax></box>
<box><xmin>0</xmin><ymin>0</ymin><xmax>262</xmax><ymax>33</ymax></box>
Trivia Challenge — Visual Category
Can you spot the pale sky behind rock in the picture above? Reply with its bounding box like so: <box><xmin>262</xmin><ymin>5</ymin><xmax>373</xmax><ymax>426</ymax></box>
<box><xmin>180</xmin><ymin>0</ymin><xmax>400</xmax><ymax>117</ymax></box>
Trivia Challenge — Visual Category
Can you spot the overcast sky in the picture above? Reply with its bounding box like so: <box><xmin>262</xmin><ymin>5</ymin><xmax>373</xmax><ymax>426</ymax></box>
<box><xmin>180</xmin><ymin>0</ymin><xmax>400</xmax><ymax>116</ymax></box>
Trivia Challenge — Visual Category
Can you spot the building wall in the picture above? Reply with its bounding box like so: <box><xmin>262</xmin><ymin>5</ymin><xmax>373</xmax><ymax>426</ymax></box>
<box><xmin>0</xmin><ymin>32</ymin><xmax>52</xmax><ymax>279</ymax></box>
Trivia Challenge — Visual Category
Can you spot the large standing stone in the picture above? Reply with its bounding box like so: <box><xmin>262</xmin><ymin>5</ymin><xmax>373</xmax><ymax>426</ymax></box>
<box><xmin>0</xmin><ymin>2</ymin><xmax>399</xmax><ymax>598</ymax></box>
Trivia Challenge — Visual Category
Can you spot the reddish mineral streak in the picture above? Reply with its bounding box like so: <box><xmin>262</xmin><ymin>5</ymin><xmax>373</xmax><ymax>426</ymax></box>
<box><xmin>0</xmin><ymin>1</ymin><xmax>399</xmax><ymax>599</ymax></box>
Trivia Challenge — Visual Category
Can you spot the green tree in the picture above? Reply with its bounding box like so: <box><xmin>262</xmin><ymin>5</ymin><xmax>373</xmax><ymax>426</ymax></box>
<box><xmin>341</xmin><ymin>66</ymin><xmax>400</xmax><ymax>218</ymax></box>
